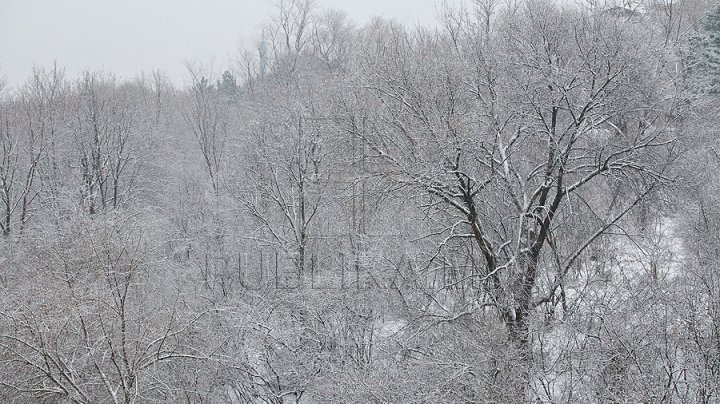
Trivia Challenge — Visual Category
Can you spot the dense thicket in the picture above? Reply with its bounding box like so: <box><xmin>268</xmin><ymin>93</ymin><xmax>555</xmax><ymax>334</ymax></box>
<box><xmin>2</xmin><ymin>0</ymin><xmax>720</xmax><ymax>402</ymax></box>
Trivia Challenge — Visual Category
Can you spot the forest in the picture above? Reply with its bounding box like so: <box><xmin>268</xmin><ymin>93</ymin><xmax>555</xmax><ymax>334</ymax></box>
<box><xmin>2</xmin><ymin>0</ymin><xmax>720</xmax><ymax>402</ymax></box>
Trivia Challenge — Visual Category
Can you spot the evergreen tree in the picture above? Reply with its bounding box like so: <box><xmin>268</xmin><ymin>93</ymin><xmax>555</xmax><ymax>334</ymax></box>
<box><xmin>687</xmin><ymin>4</ymin><xmax>720</xmax><ymax>93</ymax></box>
<box><xmin>217</xmin><ymin>69</ymin><xmax>238</xmax><ymax>100</ymax></box>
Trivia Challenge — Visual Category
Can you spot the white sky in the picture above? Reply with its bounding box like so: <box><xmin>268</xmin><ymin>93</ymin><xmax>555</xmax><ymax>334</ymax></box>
<box><xmin>0</xmin><ymin>0</ymin><xmax>442</xmax><ymax>89</ymax></box>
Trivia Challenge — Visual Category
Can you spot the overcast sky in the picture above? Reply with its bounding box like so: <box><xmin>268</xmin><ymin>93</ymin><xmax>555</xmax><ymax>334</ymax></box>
<box><xmin>0</xmin><ymin>0</ymin><xmax>441</xmax><ymax>89</ymax></box>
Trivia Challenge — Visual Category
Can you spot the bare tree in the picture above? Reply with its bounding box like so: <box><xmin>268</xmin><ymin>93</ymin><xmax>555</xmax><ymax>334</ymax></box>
<box><xmin>239</xmin><ymin>94</ymin><xmax>329</xmax><ymax>279</ymax></box>
<box><xmin>0</xmin><ymin>67</ymin><xmax>61</xmax><ymax>235</ymax></box>
<box><xmin>0</xmin><ymin>90</ymin><xmax>26</xmax><ymax>235</ymax></box>
<box><xmin>311</xmin><ymin>9</ymin><xmax>355</xmax><ymax>72</ymax></box>
<box><xmin>263</xmin><ymin>0</ymin><xmax>317</xmax><ymax>80</ymax></box>
<box><xmin>20</xmin><ymin>64</ymin><xmax>67</xmax><ymax>224</ymax></box>
<box><xmin>270</xmin><ymin>0</ymin><xmax>316</xmax><ymax>55</ymax></box>
<box><xmin>69</xmin><ymin>72</ymin><xmax>143</xmax><ymax>214</ymax></box>
<box><xmin>182</xmin><ymin>64</ymin><xmax>228</xmax><ymax>195</ymax></box>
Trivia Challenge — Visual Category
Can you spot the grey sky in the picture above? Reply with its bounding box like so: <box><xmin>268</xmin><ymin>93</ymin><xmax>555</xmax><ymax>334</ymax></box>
<box><xmin>0</xmin><ymin>0</ymin><xmax>441</xmax><ymax>89</ymax></box>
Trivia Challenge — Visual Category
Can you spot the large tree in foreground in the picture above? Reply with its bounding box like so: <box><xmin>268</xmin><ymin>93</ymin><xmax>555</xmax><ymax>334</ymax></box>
<box><xmin>351</xmin><ymin>0</ymin><xmax>682</xmax><ymax>374</ymax></box>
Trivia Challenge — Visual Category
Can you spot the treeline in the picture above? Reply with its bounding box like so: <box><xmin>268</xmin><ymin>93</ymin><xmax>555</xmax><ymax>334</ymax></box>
<box><xmin>2</xmin><ymin>0</ymin><xmax>720</xmax><ymax>402</ymax></box>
